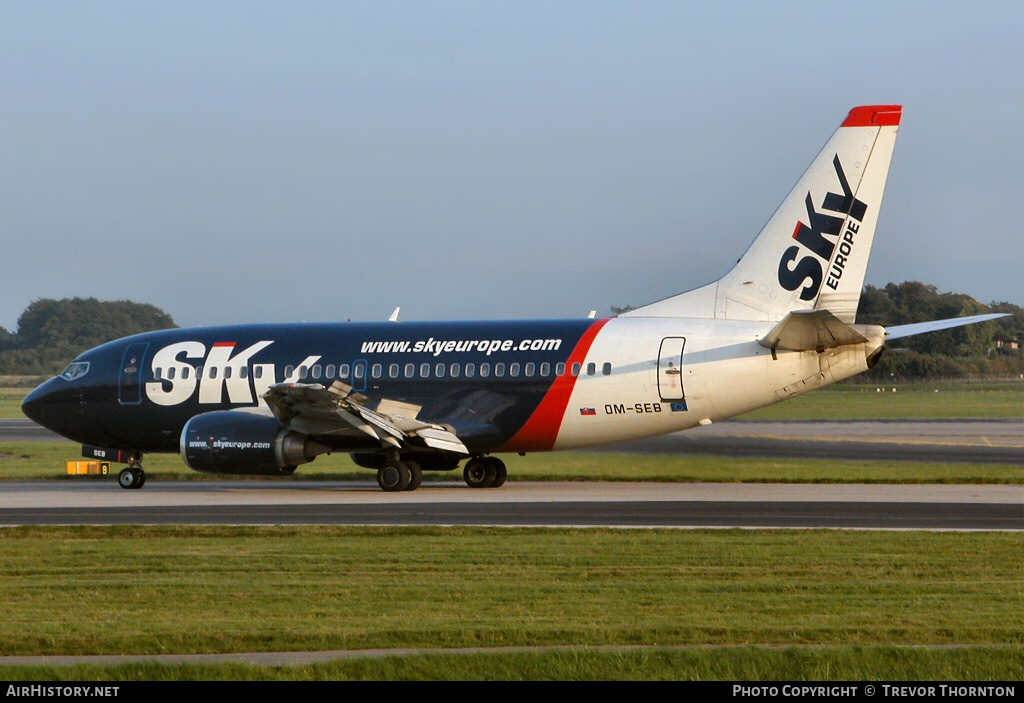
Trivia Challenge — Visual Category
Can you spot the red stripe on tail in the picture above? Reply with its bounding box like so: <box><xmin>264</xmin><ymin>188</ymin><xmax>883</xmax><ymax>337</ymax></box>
<box><xmin>841</xmin><ymin>105</ymin><xmax>902</xmax><ymax>128</ymax></box>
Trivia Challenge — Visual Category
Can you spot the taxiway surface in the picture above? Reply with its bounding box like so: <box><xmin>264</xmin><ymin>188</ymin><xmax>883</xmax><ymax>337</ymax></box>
<box><xmin>1</xmin><ymin>480</ymin><xmax>1020</xmax><ymax>530</ymax></box>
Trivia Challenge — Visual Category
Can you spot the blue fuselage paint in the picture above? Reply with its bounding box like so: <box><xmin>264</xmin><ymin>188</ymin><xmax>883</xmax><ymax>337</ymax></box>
<box><xmin>22</xmin><ymin>319</ymin><xmax>599</xmax><ymax>454</ymax></box>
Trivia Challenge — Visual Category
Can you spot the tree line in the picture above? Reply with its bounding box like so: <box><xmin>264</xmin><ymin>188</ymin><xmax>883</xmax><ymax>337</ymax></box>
<box><xmin>0</xmin><ymin>298</ymin><xmax>176</xmax><ymax>376</ymax></box>
<box><xmin>1</xmin><ymin>285</ymin><xmax>1021</xmax><ymax>379</ymax></box>
<box><xmin>855</xmin><ymin>282</ymin><xmax>1022</xmax><ymax>380</ymax></box>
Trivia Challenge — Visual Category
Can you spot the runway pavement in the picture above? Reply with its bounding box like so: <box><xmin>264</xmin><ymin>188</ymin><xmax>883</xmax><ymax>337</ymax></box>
<box><xmin>1</xmin><ymin>480</ymin><xmax>1020</xmax><ymax>530</ymax></box>
<box><xmin>2</xmin><ymin>418</ymin><xmax>1019</xmax><ymax>529</ymax></box>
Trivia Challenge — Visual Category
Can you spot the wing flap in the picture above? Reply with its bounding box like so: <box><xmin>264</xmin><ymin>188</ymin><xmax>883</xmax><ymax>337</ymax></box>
<box><xmin>262</xmin><ymin>382</ymin><xmax>469</xmax><ymax>455</ymax></box>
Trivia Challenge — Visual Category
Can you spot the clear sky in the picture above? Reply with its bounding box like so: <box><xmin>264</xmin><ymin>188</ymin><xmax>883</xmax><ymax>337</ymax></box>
<box><xmin>2</xmin><ymin>1</ymin><xmax>1021</xmax><ymax>331</ymax></box>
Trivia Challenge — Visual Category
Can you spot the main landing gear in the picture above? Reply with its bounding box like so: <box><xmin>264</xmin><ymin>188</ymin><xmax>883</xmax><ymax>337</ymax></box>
<box><xmin>463</xmin><ymin>456</ymin><xmax>507</xmax><ymax>489</ymax></box>
<box><xmin>374</xmin><ymin>455</ymin><xmax>507</xmax><ymax>491</ymax></box>
<box><xmin>376</xmin><ymin>458</ymin><xmax>422</xmax><ymax>492</ymax></box>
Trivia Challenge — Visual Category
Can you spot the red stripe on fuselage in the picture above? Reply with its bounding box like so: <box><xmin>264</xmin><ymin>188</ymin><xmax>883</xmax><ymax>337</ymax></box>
<box><xmin>497</xmin><ymin>318</ymin><xmax>610</xmax><ymax>453</ymax></box>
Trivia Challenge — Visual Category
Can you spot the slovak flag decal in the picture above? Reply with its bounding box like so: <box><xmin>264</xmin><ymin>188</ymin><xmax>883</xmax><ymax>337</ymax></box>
<box><xmin>579</xmin><ymin>407</ymin><xmax>597</xmax><ymax>416</ymax></box>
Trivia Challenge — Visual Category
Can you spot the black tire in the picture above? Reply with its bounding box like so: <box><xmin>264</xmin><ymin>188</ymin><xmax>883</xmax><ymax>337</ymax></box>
<box><xmin>486</xmin><ymin>456</ymin><xmax>507</xmax><ymax>488</ymax></box>
<box><xmin>118</xmin><ymin>468</ymin><xmax>138</xmax><ymax>490</ymax></box>
<box><xmin>133</xmin><ymin>468</ymin><xmax>146</xmax><ymax>489</ymax></box>
<box><xmin>377</xmin><ymin>462</ymin><xmax>412</xmax><ymax>492</ymax></box>
<box><xmin>404</xmin><ymin>460</ymin><xmax>422</xmax><ymax>491</ymax></box>
<box><xmin>463</xmin><ymin>457</ymin><xmax>496</xmax><ymax>488</ymax></box>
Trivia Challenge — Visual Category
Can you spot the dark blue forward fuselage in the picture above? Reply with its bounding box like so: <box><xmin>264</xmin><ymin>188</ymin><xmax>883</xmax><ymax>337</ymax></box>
<box><xmin>22</xmin><ymin>319</ymin><xmax>602</xmax><ymax>455</ymax></box>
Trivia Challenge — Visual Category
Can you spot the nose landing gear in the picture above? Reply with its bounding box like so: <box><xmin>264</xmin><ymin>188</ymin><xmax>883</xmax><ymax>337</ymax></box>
<box><xmin>117</xmin><ymin>454</ymin><xmax>146</xmax><ymax>490</ymax></box>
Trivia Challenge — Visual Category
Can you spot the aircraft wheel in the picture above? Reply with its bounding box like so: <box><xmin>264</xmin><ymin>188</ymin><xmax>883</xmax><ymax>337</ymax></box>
<box><xmin>463</xmin><ymin>457</ymin><xmax>496</xmax><ymax>488</ymax></box>
<box><xmin>487</xmin><ymin>457</ymin><xmax>507</xmax><ymax>488</ymax></box>
<box><xmin>118</xmin><ymin>467</ymin><xmax>144</xmax><ymax>490</ymax></box>
<box><xmin>377</xmin><ymin>462</ymin><xmax>412</xmax><ymax>492</ymax></box>
<box><xmin>403</xmin><ymin>460</ymin><xmax>422</xmax><ymax>491</ymax></box>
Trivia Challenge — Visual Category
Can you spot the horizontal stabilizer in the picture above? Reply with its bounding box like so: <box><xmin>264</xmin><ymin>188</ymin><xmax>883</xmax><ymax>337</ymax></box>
<box><xmin>759</xmin><ymin>309</ymin><xmax>874</xmax><ymax>352</ymax></box>
<box><xmin>885</xmin><ymin>314</ymin><xmax>1009</xmax><ymax>340</ymax></box>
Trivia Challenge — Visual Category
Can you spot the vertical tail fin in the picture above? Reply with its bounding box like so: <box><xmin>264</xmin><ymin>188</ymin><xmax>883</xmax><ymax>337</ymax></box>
<box><xmin>625</xmin><ymin>105</ymin><xmax>901</xmax><ymax>323</ymax></box>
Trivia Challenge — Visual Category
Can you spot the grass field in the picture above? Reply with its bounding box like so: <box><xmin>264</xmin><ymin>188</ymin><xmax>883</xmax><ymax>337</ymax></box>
<box><xmin>2</xmin><ymin>440</ymin><xmax>1021</xmax><ymax>483</ymax></box>
<box><xmin>0</xmin><ymin>526</ymin><xmax>1020</xmax><ymax>679</ymax></box>
<box><xmin>2</xmin><ymin>382</ymin><xmax>1022</xmax><ymax>421</ymax></box>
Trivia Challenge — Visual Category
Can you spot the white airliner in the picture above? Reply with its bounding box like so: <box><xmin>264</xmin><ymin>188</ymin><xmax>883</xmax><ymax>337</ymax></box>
<box><xmin>22</xmin><ymin>104</ymin><xmax>1006</xmax><ymax>490</ymax></box>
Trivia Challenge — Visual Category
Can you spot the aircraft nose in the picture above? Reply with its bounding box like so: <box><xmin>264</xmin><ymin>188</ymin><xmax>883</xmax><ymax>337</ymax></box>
<box><xmin>21</xmin><ymin>379</ymin><xmax>72</xmax><ymax>432</ymax></box>
<box><xmin>21</xmin><ymin>382</ymin><xmax>54</xmax><ymax>426</ymax></box>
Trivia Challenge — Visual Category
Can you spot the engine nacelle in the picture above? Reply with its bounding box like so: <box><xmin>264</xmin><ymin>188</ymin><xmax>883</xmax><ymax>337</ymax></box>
<box><xmin>180</xmin><ymin>411</ymin><xmax>327</xmax><ymax>476</ymax></box>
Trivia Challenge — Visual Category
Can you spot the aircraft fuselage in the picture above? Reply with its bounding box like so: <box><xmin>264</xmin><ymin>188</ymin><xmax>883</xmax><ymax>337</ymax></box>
<box><xmin>22</xmin><ymin>316</ymin><xmax>874</xmax><ymax>457</ymax></box>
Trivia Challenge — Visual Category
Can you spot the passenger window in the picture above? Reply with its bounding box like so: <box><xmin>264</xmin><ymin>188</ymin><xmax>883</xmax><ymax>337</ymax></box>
<box><xmin>435</xmin><ymin>363</ymin><xmax>445</xmax><ymax>378</ymax></box>
<box><xmin>311</xmin><ymin>365</ymin><xmax>322</xmax><ymax>380</ymax></box>
<box><xmin>450</xmin><ymin>363</ymin><xmax>460</xmax><ymax>377</ymax></box>
<box><xmin>254</xmin><ymin>366</ymin><xmax>263</xmax><ymax>379</ymax></box>
<box><xmin>587</xmin><ymin>363</ymin><xmax>595</xmax><ymax>376</ymax></box>
<box><xmin>509</xmin><ymin>363</ymin><xmax>520</xmax><ymax>377</ymax></box>
<box><xmin>209</xmin><ymin>367</ymin><xmax>218</xmax><ymax>379</ymax></box>
<box><xmin>299</xmin><ymin>366</ymin><xmax>309</xmax><ymax>380</ymax></box>
<box><xmin>495</xmin><ymin>363</ymin><xmax>505</xmax><ymax>377</ymax></box>
<box><xmin>224</xmin><ymin>367</ymin><xmax>232</xmax><ymax>379</ymax></box>
<box><xmin>340</xmin><ymin>364</ymin><xmax>350</xmax><ymax>379</ymax></box>
<box><xmin>325</xmin><ymin>365</ymin><xmax>335</xmax><ymax>379</ymax></box>
<box><xmin>354</xmin><ymin>363</ymin><xmax>365</xmax><ymax>380</ymax></box>
<box><xmin>556</xmin><ymin>362</ymin><xmax>565</xmax><ymax>376</ymax></box>
<box><xmin>371</xmin><ymin>364</ymin><xmax>382</xmax><ymax>379</ymax></box>
<box><xmin>389</xmin><ymin>364</ymin><xmax>399</xmax><ymax>378</ymax></box>
<box><xmin>405</xmin><ymin>363</ymin><xmax>415</xmax><ymax>378</ymax></box>
<box><xmin>465</xmin><ymin>363</ymin><xmax>475</xmax><ymax>378</ymax></box>
<box><xmin>480</xmin><ymin>363</ymin><xmax>490</xmax><ymax>377</ymax></box>
<box><xmin>239</xmin><ymin>367</ymin><xmax>248</xmax><ymax>379</ymax></box>
<box><xmin>602</xmin><ymin>362</ymin><xmax>611</xmax><ymax>376</ymax></box>
<box><xmin>571</xmin><ymin>363</ymin><xmax>580</xmax><ymax>376</ymax></box>
<box><xmin>197</xmin><ymin>366</ymin><xmax>205</xmax><ymax>379</ymax></box>
<box><xmin>167</xmin><ymin>367</ymin><xmax>176</xmax><ymax>380</ymax></box>
<box><xmin>525</xmin><ymin>363</ymin><xmax>535</xmax><ymax>377</ymax></box>
<box><xmin>182</xmin><ymin>366</ymin><xmax>191</xmax><ymax>380</ymax></box>
<box><xmin>154</xmin><ymin>367</ymin><xmax>162</xmax><ymax>380</ymax></box>
<box><xmin>420</xmin><ymin>363</ymin><xmax>431</xmax><ymax>378</ymax></box>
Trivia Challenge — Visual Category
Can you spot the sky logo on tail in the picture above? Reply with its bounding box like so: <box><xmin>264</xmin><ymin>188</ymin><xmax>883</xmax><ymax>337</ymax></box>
<box><xmin>777</xmin><ymin>156</ymin><xmax>867</xmax><ymax>301</ymax></box>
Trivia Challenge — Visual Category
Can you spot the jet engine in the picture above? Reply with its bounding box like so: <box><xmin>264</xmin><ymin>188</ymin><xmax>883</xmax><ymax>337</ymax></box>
<box><xmin>180</xmin><ymin>410</ymin><xmax>328</xmax><ymax>475</ymax></box>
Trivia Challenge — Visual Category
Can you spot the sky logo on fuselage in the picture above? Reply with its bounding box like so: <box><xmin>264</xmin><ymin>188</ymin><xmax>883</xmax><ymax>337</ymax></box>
<box><xmin>777</xmin><ymin>155</ymin><xmax>867</xmax><ymax>301</ymax></box>
<box><xmin>146</xmin><ymin>340</ymin><xmax>275</xmax><ymax>407</ymax></box>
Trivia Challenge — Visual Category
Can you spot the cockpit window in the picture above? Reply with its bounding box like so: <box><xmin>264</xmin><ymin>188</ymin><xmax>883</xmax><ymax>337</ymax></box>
<box><xmin>60</xmin><ymin>362</ymin><xmax>90</xmax><ymax>381</ymax></box>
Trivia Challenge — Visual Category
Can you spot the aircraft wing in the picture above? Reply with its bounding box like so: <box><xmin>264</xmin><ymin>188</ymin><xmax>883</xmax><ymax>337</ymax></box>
<box><xmin>262</xmin><ymin>381</ymin><xmax>469</xmax><ymax>454</ymax></box>
<box><xmin>884</xmin><ymin>313</ymin><xmax>1009</xmax><ymax>340</ymax></box>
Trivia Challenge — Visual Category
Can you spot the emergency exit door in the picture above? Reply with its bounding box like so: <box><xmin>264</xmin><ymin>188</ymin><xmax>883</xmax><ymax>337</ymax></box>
<box><xmin>657</xmin><ymin>337</ymin><xmax>686</xmax><ymax>403</ymax></box>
